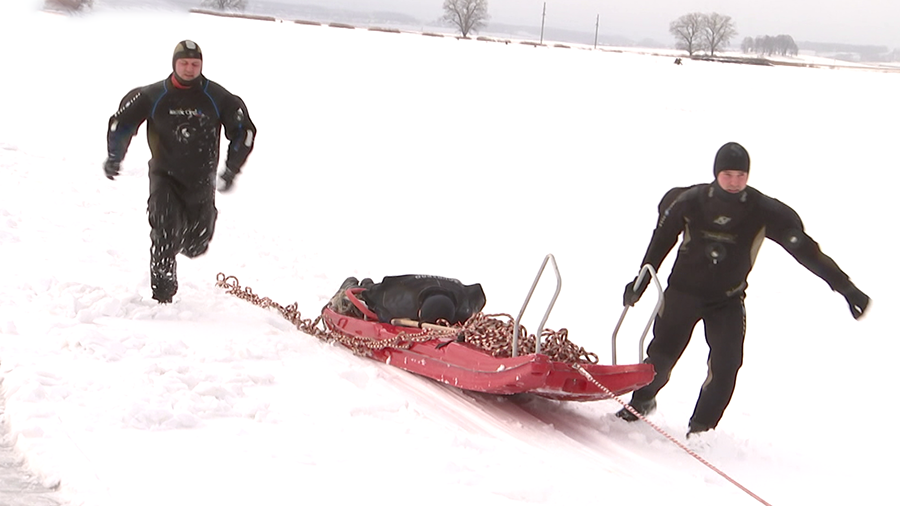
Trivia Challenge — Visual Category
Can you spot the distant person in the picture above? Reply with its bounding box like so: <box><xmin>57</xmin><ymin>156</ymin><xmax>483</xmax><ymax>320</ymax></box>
<box><xmin>104</xmin><ymin>40</ymin><xmax>256</xmax><ymax>303</ymax></box>
<box><xmin>674</xmin><ymin>57</ymin><xmax>683</xmax><ymax>65</ymax></box>
<box><xmin>617</xmin><ymin>142</ymin><xmax>869</xmax><ymax>436</ymax></box>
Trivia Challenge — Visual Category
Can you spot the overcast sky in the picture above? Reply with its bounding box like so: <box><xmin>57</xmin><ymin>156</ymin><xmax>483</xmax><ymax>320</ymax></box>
<box><xmin>306</xmin><ymin>0</ymin><xmax>900</xmax><ymax>48</ymax></box>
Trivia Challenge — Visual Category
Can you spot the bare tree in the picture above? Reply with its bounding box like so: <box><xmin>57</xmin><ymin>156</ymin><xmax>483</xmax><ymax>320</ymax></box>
<box><xmin>442</xmin><ymin>0</ymin><xmax>490</xmax><ymax>38</ymax></box>
<box><xmin>669</xmin><ymin>13</ymin><xmax>705</xmax><ymax>56</ymax></box>
<box><xmin>200</xmin><ymin>0</ymin><xmax>247</xmax><ymax>11</ymax></box>
<box><xmin>754</xmin><ymin>35</ymin><xmax>771</xmax><ymax>55</ymax></box>
<box><xmin>741</xmin><ymin>36</ymin><xmax>754</xmax><ymax>54</ymax></box>
<box><xmin>701</xmin><ymin>12</ymin><xmax>737</xmax><ymax>56</ymax></box>
<box><xmin>773</xmin><ymin>34</ymin><xmax>799</xmax><ymax>56</ymax></box>
<box><xmin>750</xmin><ymin>34</ymin><xmax>798</xmax><ymax>57</ymax></box>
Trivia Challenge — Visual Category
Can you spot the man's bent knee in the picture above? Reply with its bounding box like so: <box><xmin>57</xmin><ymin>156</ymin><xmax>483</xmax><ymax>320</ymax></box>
<box><xmin>182</xmin><ymin>239</ymin><xmax>210</xmax><ymax>258</ymax></box>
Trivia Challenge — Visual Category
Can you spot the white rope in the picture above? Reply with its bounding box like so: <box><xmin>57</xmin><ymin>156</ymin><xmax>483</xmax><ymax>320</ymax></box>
<box><xmin>574</xmin><ymin>365</ymin><xmax>773</xmax><ymax>506</ymax></box>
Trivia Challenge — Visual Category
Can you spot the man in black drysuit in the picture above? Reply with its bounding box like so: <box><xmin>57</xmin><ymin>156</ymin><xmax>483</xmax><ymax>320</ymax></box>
<box><xmin>344</xmin><ymin>275</ymin><xmax>486</xmax><ymax>325</ymax></box>
<box><xmin>618</xmin><ymin>142</ymin><xmax>870</xmax><ymax>436</ymax></box>
<box><xmin>104</xmin><ymin>40</ymin><xmax>256</xmax><ymax>303</ymax></box>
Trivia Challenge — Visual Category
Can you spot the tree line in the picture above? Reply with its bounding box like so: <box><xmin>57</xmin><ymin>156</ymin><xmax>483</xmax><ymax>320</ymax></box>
<box><xmin>48</xmin><ymin>0</ymin><xmax>825</xmax><ymax>62</ymax></box>
<box><xmin>44</xmin><ymin>0</ymin><xmax>93</xmax><ymax>10</ymax></box>
<box><xmin>197</xmin><ymin>0</ymin><xmax>490</xmax><ymax>38</ymax></box>
<box><xmin>200</xmin><ymin>0</ymin><xmax>247</xmax><ymax>10</ymax></box>
<box><xmin>46</xmin><ymin>0</ymin><xmax>248</xmax><ymax>11</ymax></box>
<box><xmin>741</xmin><ymin>35</ymin><xmax>799</xmax><ymax>57</ymax></box>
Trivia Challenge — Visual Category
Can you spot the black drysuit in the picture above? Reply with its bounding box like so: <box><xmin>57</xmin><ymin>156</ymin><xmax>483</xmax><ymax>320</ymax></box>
<box><xmin>359</xmin><ymin>275</ymin><xmax>487</xmax><ymax>325</ymax></box>
<box><xmin>630</xmin><ymin>182</ymin><xmax>855</xmax><ymax>430</ymax></box>
<box><xmin>106</xmin><ymin>74</ymin><xmax>255</xmax><ymax>299</ymax></box>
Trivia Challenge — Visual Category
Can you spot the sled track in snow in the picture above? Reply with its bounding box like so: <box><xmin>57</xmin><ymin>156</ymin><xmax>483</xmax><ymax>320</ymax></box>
<box><xmin>0</xmin><ymin>388</ymin><xmax>62</xmax><ymax>506</ymax></box>
<box><xmin>374</xmin><ymin>360</ymin><xmax>676</xmax><ymax>478</ymax></box>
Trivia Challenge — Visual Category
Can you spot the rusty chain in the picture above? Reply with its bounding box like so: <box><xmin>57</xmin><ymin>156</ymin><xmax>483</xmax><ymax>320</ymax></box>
<box><xmin>216</xmin><ymin>273</ymin><xmax>446</xmax><ymax>355</ymax></box>
<box><xmin>460</xmin><ymin>312</ymin><xmax>599</xmax><ymax>364</ymax></box>
<box><xmin>216</xmin><ymin>273</ymin><xmax>598</xmax><ymax>364</ymax></box>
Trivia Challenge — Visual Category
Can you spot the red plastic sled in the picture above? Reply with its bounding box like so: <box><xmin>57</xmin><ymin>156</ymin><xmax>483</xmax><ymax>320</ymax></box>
<box><xmin>321</xmin><ymin>306</ymin><xmax>654</xmax><ymax>402</ymax></box>
<box><xmin>322</xmin><ymin>256</ymin><xmax>661</xmax><ymax>401</ymax></box>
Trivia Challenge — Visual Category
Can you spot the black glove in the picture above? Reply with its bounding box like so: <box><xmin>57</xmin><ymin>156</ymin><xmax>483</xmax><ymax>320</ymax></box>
<box><xmin>841</xmin><ymin>285</ymin><xmax>870</xmax><ymax>320</ymax></box>
<box><xmin>218</xmin><ymin>167</ymin><xmax>237</xmax><ymax>192</ymax></box>
<box><xmin>103</xmin><ymin>159</ymin><xmax>120</xmax><ymax>180</ymax></box>
<box><xmin>623</xmin><ymin>276</ymin><xmax>649</xmax><ymax>307</ymax></box>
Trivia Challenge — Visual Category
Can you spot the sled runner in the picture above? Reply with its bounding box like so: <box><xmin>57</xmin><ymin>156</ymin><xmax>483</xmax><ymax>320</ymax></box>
<box><xmin>321</xmin><ymin>255</ymin><xmax>659</xmax><ymax>402</ymax></box>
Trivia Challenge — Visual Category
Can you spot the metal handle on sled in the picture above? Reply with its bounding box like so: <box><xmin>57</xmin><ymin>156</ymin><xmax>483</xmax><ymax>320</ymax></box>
<box><xmin>513</xmin><ymin>254</ymin><xmax>561</xmax><ymax>357</ymax></box>
<box><xmin>611</xmin><ymin>264</ymin><xmax>663</xmax><ymax>365</ymax></box>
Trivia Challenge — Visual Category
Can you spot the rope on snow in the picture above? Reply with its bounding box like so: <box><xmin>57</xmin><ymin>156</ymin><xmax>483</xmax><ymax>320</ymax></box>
<box><xmin>574</xmin><ymin>365</ymin><xmax>773</xmax><ymax>506</ymax></box>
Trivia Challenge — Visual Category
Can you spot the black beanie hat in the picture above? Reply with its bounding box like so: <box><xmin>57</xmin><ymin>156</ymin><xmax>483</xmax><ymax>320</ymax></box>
<box><xmin>713</xmin><ymin>142</ymin><xmax>750</xmax><ymax>176</ymax></box>
<box><xmin>172</xmin><ymin>40</ymin><xmax>202</xmax><ymax>68</ymax></box>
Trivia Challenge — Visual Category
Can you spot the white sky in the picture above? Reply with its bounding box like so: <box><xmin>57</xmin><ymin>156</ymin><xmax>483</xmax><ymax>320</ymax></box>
<box><xmin>0</xmin><ymin>5</ymin><xmax>897</xmax><ymax>506</ymax></box>
<box><xmin>306</xmin><ymin>0</ymin><xmax>900</xmax><ymax>48</ymax></box>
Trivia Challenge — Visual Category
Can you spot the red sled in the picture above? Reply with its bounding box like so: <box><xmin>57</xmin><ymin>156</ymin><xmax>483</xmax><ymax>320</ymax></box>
<box><xmin>321</xmin><ymin>255</ymin><xmax>661</xmax><ymax>402</ymax></box>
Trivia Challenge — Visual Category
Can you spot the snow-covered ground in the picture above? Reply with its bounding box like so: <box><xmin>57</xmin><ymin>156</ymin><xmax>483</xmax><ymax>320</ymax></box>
<box><xmin>0</xmin><ymin>4</ymin><xmax>897</xmax><ymax>506</ymax></box>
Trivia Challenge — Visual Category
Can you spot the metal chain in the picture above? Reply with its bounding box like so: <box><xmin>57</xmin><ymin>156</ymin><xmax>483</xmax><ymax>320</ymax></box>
<box><xmin>216</xmin><ymin>274</ymin><xmax>454</xmax><ymax>356</ymax></box>
<box><xmin>215</xmin><ymin>273</ymin><xmax>599</xmax><ymax>364</ymax></box>
<box><xmin>459</xmin><ymin>312</ymin><xmax>599</xmax><ymax>365</ymax></box>
<box><xmin>215</xmin><ymin>273</ymin><xmax>330</xmax><ymax>340</ymax></box>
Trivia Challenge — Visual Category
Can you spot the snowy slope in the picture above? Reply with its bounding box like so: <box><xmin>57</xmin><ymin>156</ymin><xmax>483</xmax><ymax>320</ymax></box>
<box><xmin>0</xmin><ymin>4</ymin><xmax>897</xmax><ymax>506</ymax></box>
